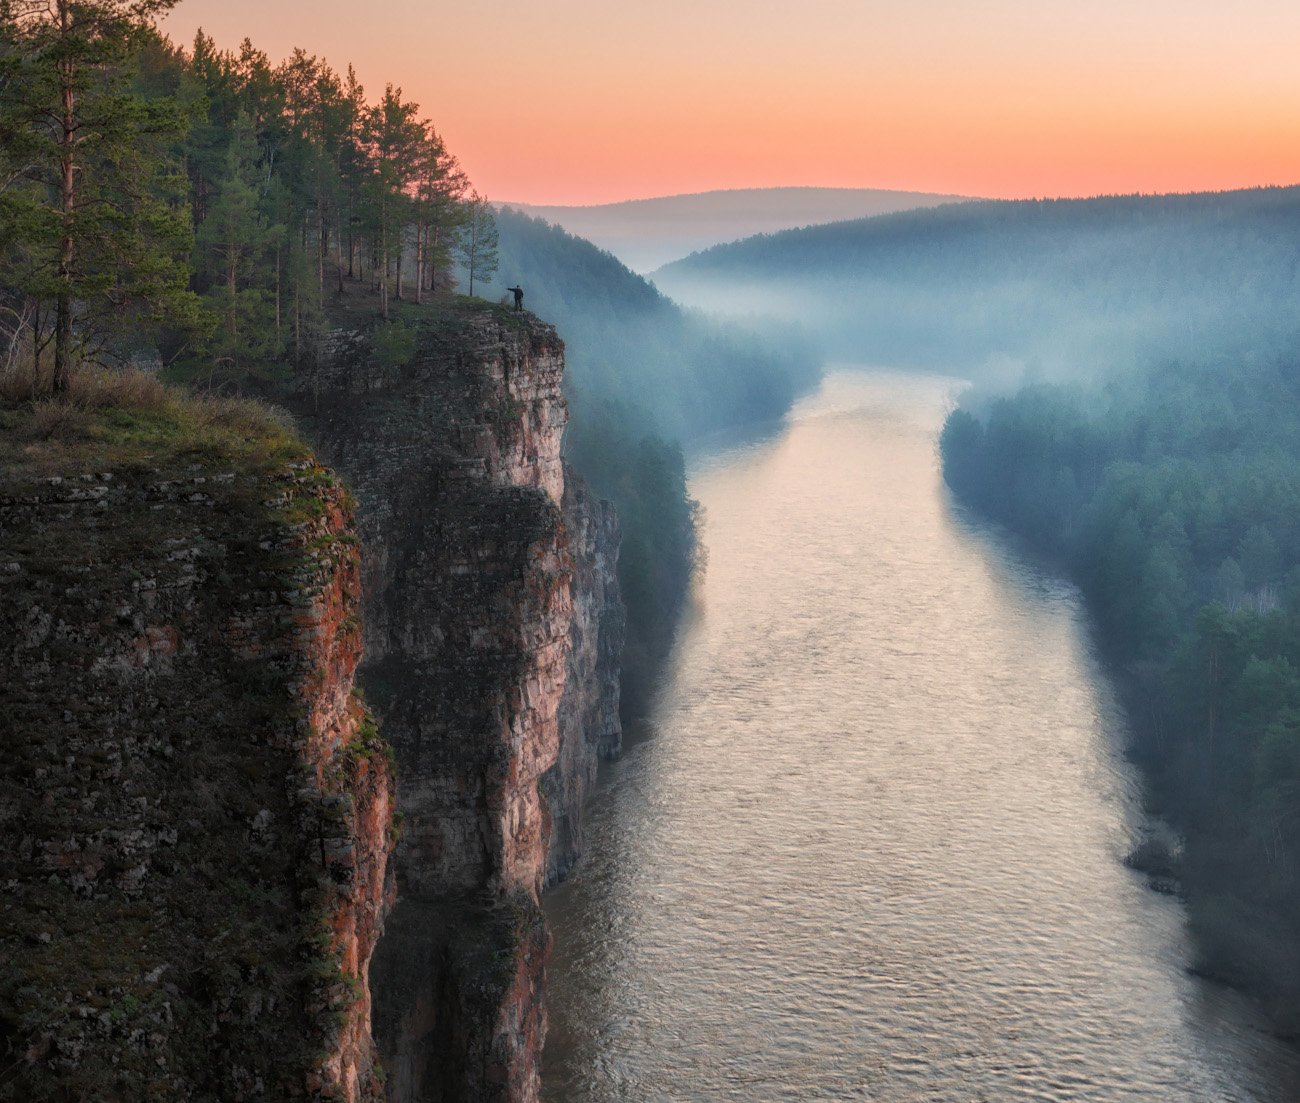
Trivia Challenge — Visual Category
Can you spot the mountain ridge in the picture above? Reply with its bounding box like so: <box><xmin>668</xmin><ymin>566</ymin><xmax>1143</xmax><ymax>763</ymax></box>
<box><xmin>501</xmin><ymin>186</ymin><xmax>975</xmax><ymax>271</ymax></box>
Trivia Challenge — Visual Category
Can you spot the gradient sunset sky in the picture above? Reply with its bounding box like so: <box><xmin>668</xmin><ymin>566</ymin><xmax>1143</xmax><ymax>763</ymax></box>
<box><xmin>163</xmin><ymin>0</ymin><xmax>1300</xmax><ymax>206</ymax></box>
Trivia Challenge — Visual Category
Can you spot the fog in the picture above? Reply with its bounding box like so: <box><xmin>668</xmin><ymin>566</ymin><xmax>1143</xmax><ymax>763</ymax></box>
<box><xmin>653</xmin><ymin>187</ymin><xmax>1300</xmax><ymax>399</ymax></box>
<box><xmin>481</xmin><ymin>207</ymin><xmax>823</xmax><ymax>445</ymax></box>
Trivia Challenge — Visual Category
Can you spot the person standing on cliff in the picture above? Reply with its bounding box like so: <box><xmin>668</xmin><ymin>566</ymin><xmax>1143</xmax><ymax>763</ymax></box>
<box><xmin>507</xmin><ymin>285</ymin><xmax>524</xmax><ymax>311</ymax></box>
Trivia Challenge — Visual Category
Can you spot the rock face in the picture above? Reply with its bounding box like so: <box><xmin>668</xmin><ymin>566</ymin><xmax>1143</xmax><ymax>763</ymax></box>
<box><xmin>301</xmin><ymin>302</ymin><xmax>623</xmax><ymax>1102</ymax></box>
<box><xmin>544</xmin><ymin>475</ymin><xmax>625</xmax><ymax>888</ymax></box>
<box><xmin>0</xmin><ymin>461</ymin><xmax>393</xmax><ymax>1101</ymax></box>
<box><xmin>305</xmin><ymin>305</ymin><xmax>629</xmax><ymax>1103</ymax></box>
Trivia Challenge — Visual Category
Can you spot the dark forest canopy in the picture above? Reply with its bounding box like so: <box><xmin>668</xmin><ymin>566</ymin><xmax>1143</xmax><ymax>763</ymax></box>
<box><xmin>655</xmin><ymin>186</ymin><xmax>1300</xmax><ymax>378</ymax></box>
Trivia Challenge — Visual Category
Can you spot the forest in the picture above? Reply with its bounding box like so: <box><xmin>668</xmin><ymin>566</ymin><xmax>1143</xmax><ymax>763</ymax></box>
<box><xmin>0</xmin><ymin>4</ymin><xmax>496</xmax><ymax>385</ymax></box>
<box><xmin>941</xmin><ymin>353</ymin><xmax>1300</xmax><ymax>1030</ymax></box>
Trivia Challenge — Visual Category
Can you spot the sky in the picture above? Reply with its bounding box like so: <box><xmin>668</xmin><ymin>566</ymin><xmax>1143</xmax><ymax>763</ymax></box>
<box><xmin>162</xmin><ymin>0</ymin><xmax>1300</xmax><ymax>206</ymax></box>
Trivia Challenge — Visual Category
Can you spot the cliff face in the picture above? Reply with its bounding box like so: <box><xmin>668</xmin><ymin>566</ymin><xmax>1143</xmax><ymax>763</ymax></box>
<box><xmin>544</xmin><ymin>475</ymin><xmax>624</xmax><ymax>888</ymax></box>
<box><xmin>302</xmin><ymin>302</ymin><xmax>623</xmax><ymax>1101</ymax></box>
<box><xmin>0</xmin><ymin>457</ymin><xmax>393</xmax><ymax>1101</ymax></box>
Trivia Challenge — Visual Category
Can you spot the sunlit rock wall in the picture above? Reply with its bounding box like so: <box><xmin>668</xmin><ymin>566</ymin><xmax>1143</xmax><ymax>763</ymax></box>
<box><xmin>305</xmin><ymin>303</ymin><xmax>622</xmax><ymax>1102</ymax></box>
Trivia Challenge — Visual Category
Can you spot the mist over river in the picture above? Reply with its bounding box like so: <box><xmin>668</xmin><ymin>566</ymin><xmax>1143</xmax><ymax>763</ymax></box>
<box><xmin>542</xmin><ymin>369</ymin><xmax>1300</xmax><ymax>1101</ymax></box>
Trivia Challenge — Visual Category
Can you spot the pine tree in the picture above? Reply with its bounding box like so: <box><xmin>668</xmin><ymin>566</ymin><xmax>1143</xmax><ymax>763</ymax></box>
<box><xmin>195</xmin><ymin>110</ymin><xmax>280</xmax><ymax>366</ymax></box>
<box><xmin>412</xmin><ymin>125</ymin><xmax>467</xmax><ymax>301</ymax></box>
<box><xmin>0</xmin><ymin>0</ymin><xmax>202</xmax><ymax>390</ymax></box>
<box><xmin>338</xmin><ymin>65</ymin><xmax>367</xmax><ymax>283</ymax></box>
<box><xmin>457</xmin><ymin>192</ymin><xmax>498</xmax><ymax>297</ymax></box>
<box><xmin>359</xmin><ymin>85</ymin><xmax>422</xmax><ymax>318</ymax></box>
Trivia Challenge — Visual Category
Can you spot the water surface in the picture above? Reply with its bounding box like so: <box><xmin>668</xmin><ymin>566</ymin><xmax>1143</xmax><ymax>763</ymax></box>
<box><xmin>543</xmin><ymin>369</ymin><xmax>1300</xmax><ymax>1101</ymax></box>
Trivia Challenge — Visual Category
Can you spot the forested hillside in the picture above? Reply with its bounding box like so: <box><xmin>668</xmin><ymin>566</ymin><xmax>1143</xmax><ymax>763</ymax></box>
<box><xmin>656</xmin><ymin>188</ymin><xmax>1300</xmax><ymax>376</ymax></box>
<box><xmin>941</xmin><ymin>354</ymin><xmax>1300</xmax><ymax>1032</ymax></box>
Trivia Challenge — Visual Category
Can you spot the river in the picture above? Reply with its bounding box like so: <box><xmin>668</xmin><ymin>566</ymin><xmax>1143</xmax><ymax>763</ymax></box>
<box><xmin>542</xmin><ymin>368</ymin><xmax>1300</xmax><ymax>1102</ymax></box>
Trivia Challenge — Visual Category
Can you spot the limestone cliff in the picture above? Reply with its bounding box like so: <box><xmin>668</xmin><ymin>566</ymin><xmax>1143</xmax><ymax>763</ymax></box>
<box><xmin>544</xmin><ymin>476</ymin><xmax>624</xmax><ymax>888</ymax></box>
<box><xmin>0</xmin><ymin>445</ymin><xmax>393</xmax><ymax>1101</ymax></box>
<box><xmin>300</xmin><ymin>301</ymin><xmax>623</xmax><ymax>1101</ymax></box>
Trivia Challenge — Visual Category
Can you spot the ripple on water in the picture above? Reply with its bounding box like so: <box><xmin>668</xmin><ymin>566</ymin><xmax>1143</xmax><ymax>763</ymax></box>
<box><xmin>543</xmin><ymin>370</ymin><xmax>1300</xmax><ymax>1103</ymax></box>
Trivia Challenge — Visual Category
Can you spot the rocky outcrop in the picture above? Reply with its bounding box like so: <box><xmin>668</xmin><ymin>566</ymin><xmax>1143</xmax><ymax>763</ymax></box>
<box><xmin>0</xmin><ymin>460</ymin><xmax>393</xmax><ymax>1101</ymax></box>
<box><xmin>300</xmin><ymin>302</ymin><xmax>623</xmax><ymax>1101</ymax></box>
<box><xmin>544</xmin><ymin>475</ymin><xmax>625</xmax><ymax>888</ymax></box>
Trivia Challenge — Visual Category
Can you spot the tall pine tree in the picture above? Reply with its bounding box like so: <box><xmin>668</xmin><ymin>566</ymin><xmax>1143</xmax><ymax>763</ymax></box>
<box><xmin>195</xmin><ymin>109</ymin><xmax>280</xmax><ymax>367</ymax></box>
<box><xmin>456</xmin><ymin>191</ymin><xmax>498</xmax><ymax>297</ymax></box>
<box><xmin>0</xmin><ymin>0</ymin><xmax>202</xmax><ymax>390</ymax></box>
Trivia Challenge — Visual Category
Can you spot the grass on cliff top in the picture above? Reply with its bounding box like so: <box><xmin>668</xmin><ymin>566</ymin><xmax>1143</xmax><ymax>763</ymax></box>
<box><xmin>323</xmin><ymin>287</ymin><xmax>544</xmax><ymax>355</ymax></box>
<box><xmin>319</xmin><ymin>281</ymin><xmax>531</xmax><ymax>330</ymax></box>
<box><xmin>154</xmin><ymin>289</ymin><xmax>541</xmax><ymax>401</ymax></box>
<box><xmin>1</xmin><ymin>360</ymin><xmax>309</xmax><ymax>477</ymax></box>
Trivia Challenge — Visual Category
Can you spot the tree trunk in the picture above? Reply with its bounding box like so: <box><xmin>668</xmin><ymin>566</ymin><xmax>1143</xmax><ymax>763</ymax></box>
<box><xmin>317</xmin><ymin>205</ymin><xmax>325</xmax><ymax>298</ymax></box>
<box><xmin>53</xmin><ymin>0</ymin><xmax>76</xmax><ymax>393</ymax></box>
<box><xmin>415</xmin><ymin>222</ymin><xmax>425</xmax><ymax>305</ymax></box>
<box><xmin>379</xmin><ymin>211</ymin><xmax>389</xmax><ymax>319</ymax></box>
<box><xmin>32</xmin><ymin>302</ymin><xmax>42</xmax><ymax>383</ymax></box>
<box><xmin>336</xmin><ymin>224</ymin><xmax>345</xmax><ymax>295</ymax></box>
<box><xmin>275</xmin><ymin>242</ymin><xmax>282</xmax><ymax>348</ymax></box>
<box><xmin>346</xmin><ymin>197</ymin><xmax>355</xmax><ymax>278</ymax></box>
<box><xmin>226</xmin><ymin>243</ymin><xmax>238</xmax><ymax>351</ymax></box>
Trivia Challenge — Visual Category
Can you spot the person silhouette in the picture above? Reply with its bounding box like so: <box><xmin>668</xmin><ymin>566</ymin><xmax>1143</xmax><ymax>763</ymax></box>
<box><xmin>507</xmin><ymin>285</ymin><xmax>524</xmax><ymax>312</ymax></box>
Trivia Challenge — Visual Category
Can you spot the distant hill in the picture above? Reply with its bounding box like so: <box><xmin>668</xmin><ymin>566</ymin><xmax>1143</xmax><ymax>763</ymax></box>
<box><xmin>502</xmin><ymin>187</ymin><xmax>973</xmax><ymax>272</ymax></box>
<box><xmin>653</xmin><ymin>185</ymin><xmax>1300</xmax><ymax>378</ymax></box>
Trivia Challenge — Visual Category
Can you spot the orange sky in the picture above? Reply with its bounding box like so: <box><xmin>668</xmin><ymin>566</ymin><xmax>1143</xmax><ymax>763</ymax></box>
<box><xmin>162</xmin><ymin>0</ymin><xmax>1300</xmax><ymax>206</ymax></box>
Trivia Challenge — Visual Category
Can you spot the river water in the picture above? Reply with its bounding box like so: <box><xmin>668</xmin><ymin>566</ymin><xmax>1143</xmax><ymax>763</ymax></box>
<box><xmin>542</xmin><ymin>369</ymin><xmax>1300</xmax><ymax>1102</ymax></box>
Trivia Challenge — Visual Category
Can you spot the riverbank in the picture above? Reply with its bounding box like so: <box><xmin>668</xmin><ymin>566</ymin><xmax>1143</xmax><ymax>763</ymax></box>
<box><xmin>940</xmin><ymin>357</ymin><xmax>1300</xmax><ymax>1041</ymax></box>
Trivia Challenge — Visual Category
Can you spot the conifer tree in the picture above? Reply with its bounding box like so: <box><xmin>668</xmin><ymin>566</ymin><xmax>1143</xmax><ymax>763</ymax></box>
<box><xmin>338</xmin><ymin>65</ymin><xmax>367</xmax><ymax>283</ymax></box>
<box><xmin>360</xmin><ymin>85</ymin><xmax>422</xmax><ymax>318</ymax></box>
<box><xmin>0</xmin><ymin>0</ymin><xmax>202</xmax><ymax>390</ymax></box>
<box><xmin>457</xmin><ymin>192</ymin><xmax>498</xmax><ymax>297</ymax></box>
<box><xmin>413</xmin><ymin>126</ymin><xmax>467</xmax><ymax>301</ymax></box>
<box><xmin>195</xmin><ymin>109</ymin><xmax>279</xmax><ymax>366</ymax></box>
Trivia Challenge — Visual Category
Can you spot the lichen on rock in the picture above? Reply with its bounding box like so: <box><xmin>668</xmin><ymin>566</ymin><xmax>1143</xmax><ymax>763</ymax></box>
<box><xmin>0</xmin><ymin>400</ymin><xmax>394</xmax><ymax>1101</ymax></box>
